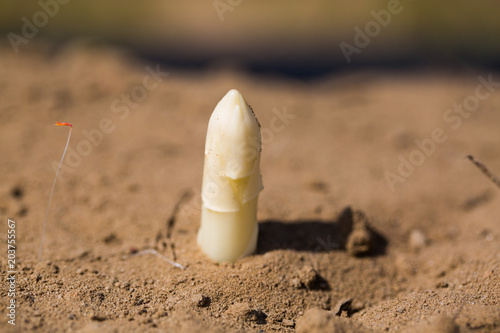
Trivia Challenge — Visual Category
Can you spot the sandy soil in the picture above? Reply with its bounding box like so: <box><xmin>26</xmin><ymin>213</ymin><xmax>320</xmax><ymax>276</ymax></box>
<box><xmin>0</xmin><ymin>44</ymin><xmax>499</xmax><ymax>332</ymax></box>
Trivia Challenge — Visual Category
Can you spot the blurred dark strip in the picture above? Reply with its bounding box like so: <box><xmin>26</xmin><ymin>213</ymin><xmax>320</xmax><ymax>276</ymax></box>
<box><xmin>2</xmin><ymin>0</ymin><xmax>500</xmax><ymax>79</ymax></box>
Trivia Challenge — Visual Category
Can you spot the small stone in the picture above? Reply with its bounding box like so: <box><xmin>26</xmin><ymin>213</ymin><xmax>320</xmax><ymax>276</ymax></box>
<box><xmin>90</xmin><ymin>314</ymin><xmax>106</xmax><ymax>322</ymax></box>
<box><xmin>436</xmin><ymin>270</ymin><xmax>446</xmax><ymax>278</ymax></box>
<box><xmin>309</xmin><ymin>181</ymin><xmax>329</xmax><ymax>193</ymax></box>
<box><xmin>282</xmin><ymin>319</ymin><xmax>295</xmax><ymax>327</ymax></box>
<box><xmin>225</xmin><ymin>302</ymin><xmax>267</xmax><ymax>324</ymax></box>
<box><xmin>436</xmin><ymin>281</ymin><xmax>449</xmax><ymax>288</ymax></box>
<box><xmin>192</xmin><ymin>294</ymin><xmax>211</xmax><ymax>308</ymax></box>
<box><xmin>296</xmin><ymin>308</ymin><xmax>369</xmax><ymax>333</ymax></box>
<box><xmin>298</xmin><ymin>265</ymin><xmax>319</xmax><ymax>289</ymax></box>
<box><xmin>68</xmin><ymin>314</ymin><xmax>76</xmax><ymax>320</ymax></box>
<box><xmin>10</xmin><ymin>186</ymin><xmax>24</xmax><ymax>199</ymax></box>
<box><xmin>480</xmin><ymin>229</ymin><xmax>494</xmax><ymax>242</ymax></box>
<box><xmin>409</xmin><ymin>229</ymin><xmax>427</xmax><ymax>252</ymax></box>
<box><xmin>291</xmin><ymin>266</ymin><xmax>329</xmax><ymax>290</ymax></box>
<box><xmin>103</xmin><ymin>233</ymin><xmax>118</xmax><ymax>244</ymax></box>
<box><xmin>290</xmin><ymin>278</ymin><xmax>302</xmax><ymax>289</ymax></box>
<box><xmin>346</xmin><ymin>227</ymin><xmax>372</xmax><ymax>256</ymax></box>
<box><xmin>333</xmin><ymin>298</ymin><xmax>353</xmax><ymax>316</ymax></box>
<box><xmin>351</xmin><ymin>300</ymin><xmax>365</xmax><ymax>312</ymax></box>
<box><xmin>345</xmin><ymin>210</ymin><xmax>374</xmax><ymax>256</ymax></box>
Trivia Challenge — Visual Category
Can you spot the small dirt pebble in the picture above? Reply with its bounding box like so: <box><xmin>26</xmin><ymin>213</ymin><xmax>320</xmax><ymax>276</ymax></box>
<box><xmin>282</xmin><ymin>318</ymin><xmax>295</xmax><ymax>327</ymax></box>
<box><xmin>409</xmin><ymin>229</ymin><xmax>427</xmax><ymax>252</ymax></box>
<box><xmin>333</xmin><ymin>298</ymin><xmax>353</xmax><ymax>316</ymax></box>
<box><xmin>436</xmin><ymin>281</ymin><xmax>449</xmax><ymax>288</ymax></box>
<box><xmin>90</xmin><ymin>314</ymin><xmax>107</xmax><ymax>322</ymax></box>
<box><xmin>344</xmin><ymin>209</ymin><xmax>374</xmax><ymax>256</ymax></box>
<box><xmin>192</xmin><ymin>294</ymin><xmax>211</xmax><ymax>307</ymax></box>
<box><xmin>298</xmin><ymin>265</ymin><xmax>319</xmax><ymax>289</ymax></box>
<box><xmin>225</xmin><ymin>302</ymin><xmax>267</xmax><ymax>324</ymax></box>
<box><xmin>296</xmin><ymin>308</ymin><xmax>369</xmax><ymax>333</ymax></box>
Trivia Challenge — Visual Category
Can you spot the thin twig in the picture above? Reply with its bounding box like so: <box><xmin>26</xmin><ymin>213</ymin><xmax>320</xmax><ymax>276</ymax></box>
<box><xmin>166</xmin><ymin>190</ymin><xmax>192</xmax><ymax>239</ymax></box>
<box><xmin>467</xmin><ymin>155</ymin><xmax>500</xmax><ymax>189</ymax></box>
<box><xmin>39</xmin><ymin>122</ymin><xmax>73</xmax><ymax>261</ymax></box>
<box><xmin>132</xmin><ymin>249</ymin><xmax>186</xmax><ymax>270</ymax></box>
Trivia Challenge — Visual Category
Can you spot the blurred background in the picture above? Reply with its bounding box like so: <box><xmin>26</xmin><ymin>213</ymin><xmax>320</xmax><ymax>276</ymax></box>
<box><xmin>1</xmin><ymin>0</ymin><xmax>500</xmax><ymax>79</ymax></box>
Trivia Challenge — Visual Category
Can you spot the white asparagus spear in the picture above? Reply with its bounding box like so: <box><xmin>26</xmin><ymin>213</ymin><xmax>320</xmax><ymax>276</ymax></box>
<box><xmin>197</xmin><ymin>89</ymin><xmax>263</xmax><ymax>262</ymax></box>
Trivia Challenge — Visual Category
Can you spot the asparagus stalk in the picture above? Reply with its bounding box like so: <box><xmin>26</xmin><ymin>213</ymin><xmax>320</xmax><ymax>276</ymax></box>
<box><xmin>198</xmin><ymin>89</ymin><xmax>263</xmax><ymax>262</ymax></box>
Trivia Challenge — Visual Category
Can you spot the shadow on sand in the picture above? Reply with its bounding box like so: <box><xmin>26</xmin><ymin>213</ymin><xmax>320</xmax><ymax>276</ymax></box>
<box><xmin>256</xmin><ymin>206</ymin><xmax>388</xmax><ymax>256</ymax></box>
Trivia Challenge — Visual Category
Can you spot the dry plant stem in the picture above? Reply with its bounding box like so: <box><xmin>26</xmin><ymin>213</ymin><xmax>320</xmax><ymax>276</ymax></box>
<box><xmin>467</xmin><ymin>155</ymin><xmax>500</xmax><ymax>189</ymax></box>
<box><xmin>132</xmin><ymin>249</ymin><xmax>186</xmax><ymax>270</ymax></box>
<box><xmin>39</xmin><ymin>122</ymin><xmax>72</xmax><ymax>261</ymax></box>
